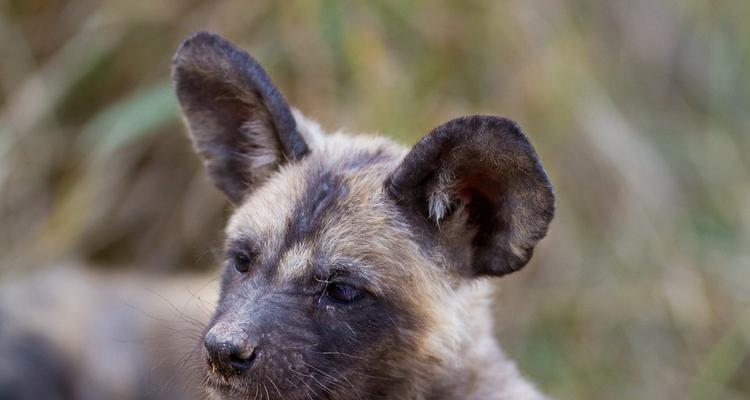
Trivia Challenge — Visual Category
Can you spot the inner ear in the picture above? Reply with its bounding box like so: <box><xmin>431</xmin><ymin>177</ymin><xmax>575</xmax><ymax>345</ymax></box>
<box><xmin>172</xmin><ymin>31</ymin><xmax>309</xmax><ymax>203</ymax></box>
<box><xmin>387</xmin><ymin>116</ymin><xmax>555</xmax><ymax>277</ymax></box>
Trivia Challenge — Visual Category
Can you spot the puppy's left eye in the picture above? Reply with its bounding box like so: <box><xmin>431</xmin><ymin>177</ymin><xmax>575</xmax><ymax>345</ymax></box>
<box><xmin>325</xmin><ymin>283</ymin><xmax>364</xmax><ymax>303</ymax></box>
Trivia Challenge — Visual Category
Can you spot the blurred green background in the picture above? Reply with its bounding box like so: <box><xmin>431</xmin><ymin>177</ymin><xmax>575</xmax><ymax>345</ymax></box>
<box><xmin>1</xmin><ymin>0</ymin><xmax>749</xmax><ymax>399</ymax></box>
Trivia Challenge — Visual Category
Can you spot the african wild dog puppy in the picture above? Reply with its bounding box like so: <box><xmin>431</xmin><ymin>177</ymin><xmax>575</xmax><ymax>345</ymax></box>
<box><xmin>172</xmin><ymin>32</ymin><xmax>555</xmax><ymax>400</ymax></box>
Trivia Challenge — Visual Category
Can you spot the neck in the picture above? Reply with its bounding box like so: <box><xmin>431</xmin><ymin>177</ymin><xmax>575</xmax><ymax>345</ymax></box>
<box><xmin>422</xmin><ymin>285</ymin><xmax>547</xmax><ymax>400</ymax></box>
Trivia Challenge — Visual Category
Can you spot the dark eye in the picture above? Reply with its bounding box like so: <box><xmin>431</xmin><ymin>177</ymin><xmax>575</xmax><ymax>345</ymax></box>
<box><xmin>232</xmin><ymin>252</ymin><xmax>254</xmax><ymax>273</ymax></box>
<box><xmin>325</xmin><ymin>283</ymin><xmax>364</xmax><ymax>303</ymax></box>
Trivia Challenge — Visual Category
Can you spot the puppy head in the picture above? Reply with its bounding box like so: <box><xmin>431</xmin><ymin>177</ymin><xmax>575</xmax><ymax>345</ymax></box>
<box><xmin>173</xmin><ymin>32</ymin><xmax>554</xmax><ymax>400</ymax></box>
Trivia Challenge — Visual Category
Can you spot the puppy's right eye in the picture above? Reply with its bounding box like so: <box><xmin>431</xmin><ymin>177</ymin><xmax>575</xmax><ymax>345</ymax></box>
<box><xmin>232</xmin><ymin>252</ymin><xmax>253</xmax><ymax>273</ymax></box>
<box><xmin>325</xmin><ymin>282</ymin><xmax>364</xmax><ymax>304</ymax></box>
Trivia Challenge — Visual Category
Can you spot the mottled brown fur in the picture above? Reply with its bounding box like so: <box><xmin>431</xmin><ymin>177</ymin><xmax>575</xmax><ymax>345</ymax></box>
<box><xmin>173</xmin><ymin>32</ymin><xmax>554</xmax><ymax>400</ymax></box>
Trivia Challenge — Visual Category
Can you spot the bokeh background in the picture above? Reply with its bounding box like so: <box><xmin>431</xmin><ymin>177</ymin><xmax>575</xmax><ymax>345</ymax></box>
<box><xmin>1</xmin><ymin>0</ymin><xmax>749</xmax><ymax>399</ymax></box>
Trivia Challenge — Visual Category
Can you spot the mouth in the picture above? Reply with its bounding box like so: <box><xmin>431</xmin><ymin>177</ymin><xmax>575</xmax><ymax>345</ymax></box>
<box><xmin>204</xmin><ymin>369</ymin><xmax>317</xmax><ymax>400</ymax></box>
<box><xmin>204</xmin><ymin>376</ymin><xmax>294</xmax><ymax>400</ymax></box>
<box><xmin>203</xmin><ymin>370</ymin><xmax>244</xmax><ymax>396</ymax></box>
<box><xmin>206</xmin><ymin>380</ymin><xmax>233</xmax><ymax>392</ymax></box>
<box><xmin>201</xmin><ymin>355</ymin><xmax>320</xmax><ymax>400</ymax></box>
<box><xmin>206</xmin><ymin>381</ymin><xmax>254</xmax><ymax>400</ymax></box>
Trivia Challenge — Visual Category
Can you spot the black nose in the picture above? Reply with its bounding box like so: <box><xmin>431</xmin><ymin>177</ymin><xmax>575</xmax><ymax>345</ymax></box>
<box><xmin>204</xmin><ymin>329</ymin><xmax>258</xmax><ymax>376</ymax></box>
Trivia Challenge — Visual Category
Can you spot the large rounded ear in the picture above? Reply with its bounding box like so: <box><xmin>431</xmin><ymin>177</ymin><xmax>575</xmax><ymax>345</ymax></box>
<box><xmin>387</xmin><ymin>116</ymin><xmax>555</xmax><ymax>277</ymax></box>
<box><xmin>171</xmin><ymin>31</ymin><xmax>309</xmax><ymax>204</ymax></box>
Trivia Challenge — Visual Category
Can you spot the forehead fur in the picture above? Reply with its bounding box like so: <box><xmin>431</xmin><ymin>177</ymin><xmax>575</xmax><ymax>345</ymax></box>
<box><xmin>227</xmin><ymin>127</ymin><xmax>414</xmax><ymax>280</ymax></box>
<box><xmin>227</xmin><ymin>115</ymin><xmax>455</xmax><ymax>295</ymax></box>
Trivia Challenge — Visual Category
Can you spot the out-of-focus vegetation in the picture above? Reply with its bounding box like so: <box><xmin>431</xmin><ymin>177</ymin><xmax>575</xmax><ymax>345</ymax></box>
<box><xmin>1</xmin><ymin>0</ymin><xmax>748</xmax><ymax>399</ymax></box>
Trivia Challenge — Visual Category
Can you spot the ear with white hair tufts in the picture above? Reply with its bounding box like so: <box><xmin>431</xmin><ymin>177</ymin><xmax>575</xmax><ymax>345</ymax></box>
<box><xmin>172</xmin><ymin>31</ymin><xmax>309</xmax><ymax>204</ymax></box>
<box><xmin>387</xmin><ymin>116</ymin><xmax>555</xmax><ymax>277</ymax></box>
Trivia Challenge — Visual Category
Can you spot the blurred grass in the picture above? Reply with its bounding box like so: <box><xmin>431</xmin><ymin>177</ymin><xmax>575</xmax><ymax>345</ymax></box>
<box><xmin>1</xmin><ymin>0</ymin><xmax>749</xmax><ymax>399</ymax></box>
<box><xmin>79</xmin><ymin>82</ymin><xmax>176</xmax><ymax>158</ymax></box>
